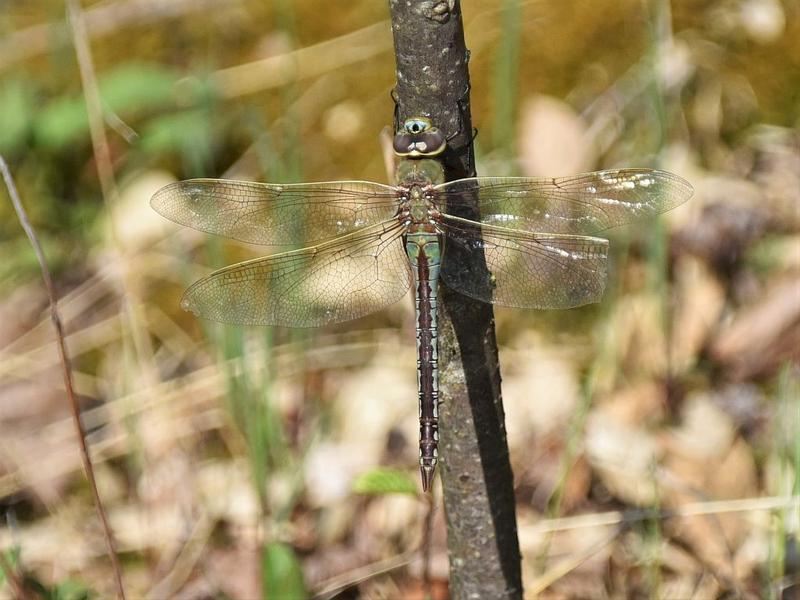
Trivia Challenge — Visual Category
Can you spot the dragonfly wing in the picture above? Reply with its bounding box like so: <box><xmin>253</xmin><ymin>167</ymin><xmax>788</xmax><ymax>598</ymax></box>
<box><xmin>436</xmin><ymin>169</ymin><xmax>693</xmax><ymax>235</ymax></box>
<box><xmin>151</xmin><ymin>179</ymin><xmax>399</xmax><ymax>246</ymax></box>
<box><xmin>181</xmin><ymin>220</ymin><xmax>411</xmax><ymax>327</ymax></box>
<box><xmin>440</xmin><ymin>215</ymin><xmax>609</xmax><ymax>309</ymax></box>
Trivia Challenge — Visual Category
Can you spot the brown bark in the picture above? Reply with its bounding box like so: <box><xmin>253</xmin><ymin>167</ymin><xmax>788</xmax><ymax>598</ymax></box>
<box><xmin>388</xmin><ymin>2</ymin><xmax>522</xmax><ymax>597</ymax></box>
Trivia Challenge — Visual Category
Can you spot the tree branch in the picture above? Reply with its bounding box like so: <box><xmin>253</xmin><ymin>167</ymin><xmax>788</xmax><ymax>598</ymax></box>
<box><xmin>387</xmin><ymin>2</ymin><xmax>522</xmax><ymax>597</ymax></box>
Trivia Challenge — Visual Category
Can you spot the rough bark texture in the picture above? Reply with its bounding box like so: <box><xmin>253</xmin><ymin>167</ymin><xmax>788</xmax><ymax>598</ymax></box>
<box><xmin>388</xmin><ymin>2</ymin><xmax>522</xmax><ymax>598</ymax></box>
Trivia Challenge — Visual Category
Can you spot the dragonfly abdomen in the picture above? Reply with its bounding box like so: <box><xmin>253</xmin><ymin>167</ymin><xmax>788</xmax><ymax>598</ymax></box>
<box><xmin>405</xmin><ymin>232</ymin><xmax>442</xmax><ymax>491</ymax></box>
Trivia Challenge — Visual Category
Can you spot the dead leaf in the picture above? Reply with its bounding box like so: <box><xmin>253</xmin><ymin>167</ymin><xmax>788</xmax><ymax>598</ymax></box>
<box><xmin>670</xmin><ymin>255</ymin><xmax>727</xmax><ymax>373</ymax></box>
<box><xmin>711</xmin><ymin>276</ymin><xmax>800</xmax><ymax>380</ymax></box>
<box><xmin>585</xmin><ymin>410</ymin><xmax>661</xmax><ymax>505</ymax></box>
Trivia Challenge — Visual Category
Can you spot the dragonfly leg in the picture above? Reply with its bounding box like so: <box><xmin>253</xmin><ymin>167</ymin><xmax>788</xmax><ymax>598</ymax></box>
<box><xmin>391</xmin><ymin>87</ymin><xmax>401</xmax><ymax>132</ymax></box>
<box><xmin>445</xmin><ymin>80</ymin><xmax>473</xmax><ymax>144</ymax></box>
<box><xmin>444</xmin><ymin>81</ymin><xmax>477</xmax><ymax>173</ymax></box>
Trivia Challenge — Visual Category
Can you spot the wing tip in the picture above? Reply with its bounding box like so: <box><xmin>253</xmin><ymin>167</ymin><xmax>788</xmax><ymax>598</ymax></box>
<box><xmin>180</xmin><ymin>286</ymin><xmax>243</xmax><ymax>325</ymax></box>
<box><xmin>181</xmin><ymin>285</ymin><xmax>221</xmax><ymax>323</ymax></box>
<box><xmin>614</xmin><ymin>168</ymin><xmax>695</xmax><ymax>212</ymax></box>
<box><xmin>644</xmin><ymin>169</ymin><xmax>695</xmax><ymax>206</ymax></box>
<box><xmin>149</xmin><ymin>180</ymin><xmax>181</xmax><ymax>215</ymax></box>
<box><xmin>671</xmin><ymin>172</ymin><xmax>695</xmax><ymax>205</ymax></box>
<box><xmin>179</xmin><ymin>292</ymin><xmax>200</xmax><ymax>317</ymax></box>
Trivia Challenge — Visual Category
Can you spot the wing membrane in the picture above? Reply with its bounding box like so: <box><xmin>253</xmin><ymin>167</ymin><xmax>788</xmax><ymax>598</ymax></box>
<box><xmin>440</xmin><ymin>215</ymin><xmax>609</xmax><ymax>309</ymax></box>
<box><xmin>436</xmin><ymin>169</ymin><xmax>692</xmax><ymax>235</ymax></box>
<box><xmin>181</xmin><ymin>220</ymin><xmax>411</xmax><ymax>327</ymax></box>
<box><xmin>151</xmin><ymin>178</ymin><xmax>400</xmax><ymax>246</ymax></box>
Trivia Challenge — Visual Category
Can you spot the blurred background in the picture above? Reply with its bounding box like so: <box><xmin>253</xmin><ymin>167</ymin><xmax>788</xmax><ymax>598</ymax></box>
<box><xmin>0</xmin><ymin>0</ymin><xmax>798</xmax><ymax>597</ymax></box>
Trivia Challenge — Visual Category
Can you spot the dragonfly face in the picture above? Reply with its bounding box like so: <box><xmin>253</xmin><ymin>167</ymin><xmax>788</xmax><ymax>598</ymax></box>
<box><xmin>393</xmin><ymin>117</ymin><xmax>447</xmax><ymax>158</ymax></box>
<box><xmin>151</xmin><ymin>116</ymin><xmax>693</xmax><ymax>492</ymax></box>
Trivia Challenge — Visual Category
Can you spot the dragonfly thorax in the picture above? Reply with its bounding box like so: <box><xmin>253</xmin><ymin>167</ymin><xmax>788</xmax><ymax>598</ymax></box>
<box><xmin>407</xmin><ymin>186</ymin><xmax>438</xmax><ymax>223</ymax></box>
<box><xmin>396</xmin><ymin>155</ymin><xmax>445</xmax><ymax>230</ymax></box>
<box><xmin>396</xmin><ymin>158</ymin><xmax>445</xmax><ymax>187</ymax></box>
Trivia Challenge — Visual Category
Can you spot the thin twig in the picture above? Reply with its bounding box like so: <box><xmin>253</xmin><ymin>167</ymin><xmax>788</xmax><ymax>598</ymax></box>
<box><xmin>0</xmin><ymin>155</ymin><xmax>126</xmax><ymax>599</ymax></box>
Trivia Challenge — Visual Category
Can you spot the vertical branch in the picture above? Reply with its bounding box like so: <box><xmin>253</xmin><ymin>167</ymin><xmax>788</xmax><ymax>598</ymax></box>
<box><xmin>1</xmin><ymin>156</ymin><xmax>127</xmax><ymax>599</ymax></box>
<box><xmin>388</xmin><ymin>2</ymin><xmax>522</xmax><ymax>598</ymax></box>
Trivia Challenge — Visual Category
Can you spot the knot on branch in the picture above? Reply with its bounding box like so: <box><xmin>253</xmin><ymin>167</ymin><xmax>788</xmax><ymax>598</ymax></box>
<box><xmin>416</xmin><ymin>0</ymin><xmax>456</xmax><ymax>23</ymax></box>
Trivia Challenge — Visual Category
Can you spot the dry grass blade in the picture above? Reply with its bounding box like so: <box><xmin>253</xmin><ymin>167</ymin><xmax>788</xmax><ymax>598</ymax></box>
<box><xmin>145</xmin><ymin>513</ymin><xmax>214</xmax><ymax>600</ymax></box>
<box><xmin>0</xmin><ymin>335</ymin><xmax>379</xmax><ymax>500</ymax></box>
<box><xmin>1</xmin><ymin>154</ymin><xmax>126</xmax><ymax>599</ymax></box>
<box><xmin>0</xmin><ymin>0</ymin><xmax>235</xmax><ymax>71</ymax></box>
<box><xmin>206</xmin><ymin>21</ymin><xmax>392</xmax><ymax>98</ymax></box>
<box><xmin>527</xmin><ymin>525</ymin><xmax>622</xmax><ymax>595</ymax></box>
<box><xmin>66</xmin><ymin>0</ymin><xmax>157</xmax><ymax>385</ymax></box>
<box><xmin>519</xmin><ymin>495</ymin><xmax>798</xmax><ymax>541</ymax></box>
<box><xmin>312</xmin><ymin>549</ymin><xmax>417</xmax><ymax>600</ymax></box>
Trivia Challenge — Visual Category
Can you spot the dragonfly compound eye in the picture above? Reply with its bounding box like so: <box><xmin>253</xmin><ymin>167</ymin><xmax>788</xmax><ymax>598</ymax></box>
<box><xmin>404</xmin><ymin>118</ymin><xmax>431</xmax><ymax>134</ymax></box>
<box><xmin>393</xmin><ymin>117</ymin><xmax>447</xmax><ymax>158</ymax></box>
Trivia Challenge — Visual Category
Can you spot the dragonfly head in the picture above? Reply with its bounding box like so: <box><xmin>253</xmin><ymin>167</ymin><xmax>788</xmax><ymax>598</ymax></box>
<box><xmin>393</xmin><ymin>117</ymin><xmax>446</xmax><ymax>158</ymax></box>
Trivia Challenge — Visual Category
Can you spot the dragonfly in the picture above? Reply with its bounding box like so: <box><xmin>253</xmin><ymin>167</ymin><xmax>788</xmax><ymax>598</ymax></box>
<box><xmin>151</xmin><ymin>116</ymin><xmax>693</xmax><ymax>491</ymax></box>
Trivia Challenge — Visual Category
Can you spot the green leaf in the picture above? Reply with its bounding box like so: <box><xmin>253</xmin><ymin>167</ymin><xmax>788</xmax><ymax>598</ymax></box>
<box><xmin>138</xmin><ymin>109</ymin><xmax>212</xmax><ymax>152</ymax></box>
<box><xmin>0</xmin><ymin>550</ymin><xmax>91</xmax><ymax>600</ymax></box>
<box><xmin>138</xmin><ymin>109</ymin><xmax>215</xmax><ymax>168</ymax></box>
<box><xmin>0</xmin><ymin>549</ymin><xmax>9</xmax><ymax>586</ymax></box>
<box><xmin>52</xmin><ymin>579</ymin><xmax>92</xmax><ymax>600</ymax></box>
<box><xmin>99</xmin><ymin>62</ymin><xmax>177</xmax><ymax>113</ymax></box>
<box><xmin>33</xmin><ymin>62</ymin><xmax>178</xmax><ymax>150</ymax></box>
<box><xmin>0</xmin><ymin>79</ymin><xmax>34</xmax><ymax>154</ymax></box>
<box><xmin>262</xmin><ymin>542</ymin><xmax>307</xmax><ymax>600</ymax></box>
<box><xmin>34</xmin><ymin>96</ymin><xmax>88</xmax><ymax>150</ymax></box>
<box><xmin>352</xmin><ymin>467</ymin><xmax>418</xmax><ymax>496</ymax></box>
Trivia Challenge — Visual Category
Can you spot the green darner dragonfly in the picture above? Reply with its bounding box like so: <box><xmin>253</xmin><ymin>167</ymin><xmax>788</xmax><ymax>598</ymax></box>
<box><xmin>151</xmin><ymin>117</ymin><xmax>693</xmax><ymax>491</ymax></box>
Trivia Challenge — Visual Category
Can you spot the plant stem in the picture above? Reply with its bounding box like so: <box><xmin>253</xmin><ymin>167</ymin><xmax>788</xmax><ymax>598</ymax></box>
<box><xmin>1</xmin><ymin>155</ymin><xmax>126</xmax><ymax>599</ymax></box>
